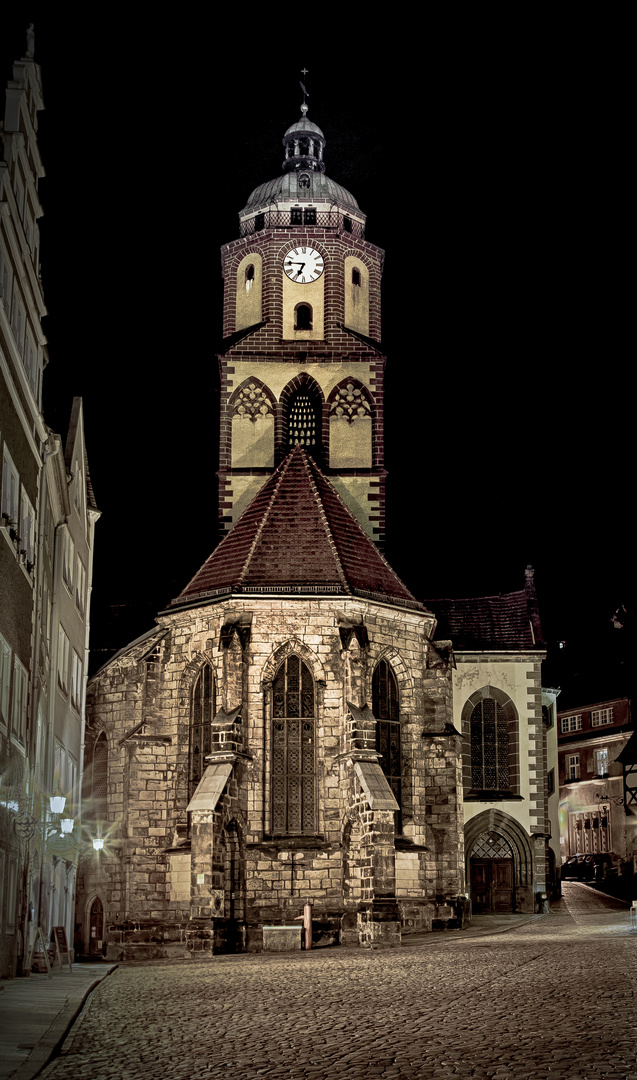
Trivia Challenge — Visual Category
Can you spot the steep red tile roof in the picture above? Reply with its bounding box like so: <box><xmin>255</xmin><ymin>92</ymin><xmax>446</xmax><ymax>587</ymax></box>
<box><xmin>427</xmin><ymin>572</ymin><xmax>543</xmax><ymax>650</ymax></box>
<box><xmin>170</xmin><ymin>447</ymin><xmax>425</xmax><ymax>612</ymax></box>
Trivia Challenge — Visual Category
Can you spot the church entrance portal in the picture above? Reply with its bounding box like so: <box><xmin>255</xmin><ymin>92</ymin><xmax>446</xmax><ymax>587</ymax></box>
<box><xmin>469</xmin><ymin>831</ymin><xmax>515</xmax><ymax>913</ymax></box>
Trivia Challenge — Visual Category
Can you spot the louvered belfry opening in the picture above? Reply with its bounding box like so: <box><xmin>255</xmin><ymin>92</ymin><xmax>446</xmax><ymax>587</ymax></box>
<box><xmin>189</xmin><ymin>663</ymin><xmax>214</xmax><ymax>800</ymax></box>
<box><xmin>272</xmin><ymin>655</ymin><xmax>315</xmax><ymax>835</ymax></box>
<box><xmin>372</xmin><ymin>659</ymin><xmax>402</xmax><ymax>829</ymax></box>
<box><xmin>470</xmin><ymin>698</ymin><xmax>510</xmax><ymax>791</ymax></box>
<box><xmin>287</xmin><ymin>388</ymin><xmax>322</xmax><ymax>462</ymax></box>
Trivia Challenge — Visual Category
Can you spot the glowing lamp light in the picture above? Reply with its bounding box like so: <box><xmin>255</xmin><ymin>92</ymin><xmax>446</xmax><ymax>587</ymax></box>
<box><xmin>92</xmin><ymin>837</ymin><xmax>104</xmax><ymax>851</ymax></box>
<box><xmin>60</xmin><ymin>818</ymin><xmax>75</xmax><ymax>834</ymax></box>
<box><xmin>49</xmin><ymin>786</ymin><xmax>66</xmax><ymax>812</ymax></box>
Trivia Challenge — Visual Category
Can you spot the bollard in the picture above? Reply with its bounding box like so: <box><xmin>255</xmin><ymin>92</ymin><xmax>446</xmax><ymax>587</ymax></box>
<box><xmin>294</xmin><ymin>903</ymin><xmax>313</xmax><ymax>949</ymax></box>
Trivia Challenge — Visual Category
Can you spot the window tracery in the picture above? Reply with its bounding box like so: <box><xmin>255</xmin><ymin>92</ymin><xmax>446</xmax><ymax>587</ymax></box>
<box><xmin>232</xmin><ymin>382</ymin><xmax>274</xmax><ymax>422</ymax></box>
<box><xmin>329</xmin><ymin>381</ymin><xmax>372</xmax><ymax>424</ymax></box>
<box><xmin>372</xmin><ymin>659</ymin><xmax>401</xmax><ymax>826</ymax></box>
<box><xmin>272</xmin><ymin>655</ymin><xmax>315</xmax><ymax>835</ymax></box>
<box><xmin>189</xmin><ymin>663</ymin><xmax>214</xmax><ymax>799</ymax></box>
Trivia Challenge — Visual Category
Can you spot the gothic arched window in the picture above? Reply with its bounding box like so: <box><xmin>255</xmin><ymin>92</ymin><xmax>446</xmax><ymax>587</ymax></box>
<box><xmin>288</xmin><ymin>388</ymin><xmax>320</xmax><ymax>454</ymax></box>
<box><xmin>372</xmin><ymin>660</ymin><xmax>401</xmax><ymax>825</ymax></box>
<box><xmin>294</xmin><ymin>303</ymin><xmax>313</xmax><ymax>330</ymax></box>
<box><xmin>470</xmin><ymin>699</ymin><xmax>510</xmax><ymax>791</ymax></box>
<box><xmin>92</xmin><ymin>732</ymin><xmax>107</xmax><ymax>822</ymax></box>
<box><xmin>189</xmin><ymin>663</ymin><xmax>215</xmax><ymax>799</ymax></box>
<box><xmin>272</xmin><ymin>655</ymin><xmax>315</xmax><ymax>835</ymax></box>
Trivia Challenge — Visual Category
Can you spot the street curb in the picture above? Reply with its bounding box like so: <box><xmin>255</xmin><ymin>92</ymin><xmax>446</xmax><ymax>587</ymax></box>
<box><xmin>11</xmin><ymin>966</ymin><xmax>119</xmax><ymax>1080</ymax></box>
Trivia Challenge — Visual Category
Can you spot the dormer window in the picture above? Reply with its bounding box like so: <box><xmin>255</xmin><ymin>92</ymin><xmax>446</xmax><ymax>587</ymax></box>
<box><xmin>299</xmin><ymin>174</ymin><xmax>310</xmax><ymax>190</ymax></box>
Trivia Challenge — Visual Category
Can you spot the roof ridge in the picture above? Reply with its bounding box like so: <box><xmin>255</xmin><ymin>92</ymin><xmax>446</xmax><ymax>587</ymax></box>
<box><xmin>307</xmin><ymin>455</ymin><xmax>422</xmax><ymax>603</ymax></box>
<box><xmin>235</xmin><ymin>455</ymin><xmax>290</xmax><ymax>587</ymax></box>
<box><xmin>302</xmin><ymin>453</ymin><xmax>351</xmax><ymax>594</ymax></box>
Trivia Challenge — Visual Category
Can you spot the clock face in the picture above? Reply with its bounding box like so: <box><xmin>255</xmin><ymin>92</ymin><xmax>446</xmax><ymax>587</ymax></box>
<box><xmin>283</xmin><ymin>246</ymin><xmax>324</xmax><ymax>283</ymax></box>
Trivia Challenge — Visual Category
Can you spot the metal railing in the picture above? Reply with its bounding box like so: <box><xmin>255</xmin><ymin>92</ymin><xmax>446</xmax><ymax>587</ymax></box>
<box><xmin>240</xmin><ymin>210</ymin><xmax>365</xmax><ymax>239</ymax></box>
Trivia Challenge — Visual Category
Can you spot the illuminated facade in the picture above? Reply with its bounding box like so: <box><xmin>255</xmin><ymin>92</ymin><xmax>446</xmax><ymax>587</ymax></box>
<box><xmin>0</xmin><ymin>33</ymin><xmax>98</xmax><ymax>978</ymax></box>
<box><xmin>78</xmin><ymin>98</ymin><xmax>557</xmax><ymax>957</ymax></box>
<box><xmin>558</xmin><ymin>696</ymin><xmax>633</xmax><ymax>867</ymax></box>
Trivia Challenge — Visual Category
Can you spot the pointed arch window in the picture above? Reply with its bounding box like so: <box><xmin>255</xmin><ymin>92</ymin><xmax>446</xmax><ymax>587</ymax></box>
<box><xmin>288</xmin><ymin>388</ymin><xmax>319</xmax><ymax>453</ymax></box>
<box><xmin>272</xmin><ymin>655</ymin><xmax>315</xmax><ymax>835</ymax></box>
<box><xmin>470</xmin><ymin>699</ymin><xmax>510</xmax><ymax>791</ymax></box>
<box><xmin>189</xmin><ymin>663</ymin><xmax>215</xmax><ymax>800</ymax></box>
<box><xmin>92</xmin><ymin>732</ymin><xmax>108</xmax><ymax>821</ymax></box>
<box><xmin>372</xmin><ymin>660</ymin><xmax>402</xmax><ymax>826</ymax></box>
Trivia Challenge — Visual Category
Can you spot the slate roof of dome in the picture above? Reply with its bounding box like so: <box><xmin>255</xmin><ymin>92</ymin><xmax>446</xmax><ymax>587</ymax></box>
<box><xmin>243</xmin><ymin>172</ymin><xmax>360</xmax><ymax>212</ymax></box>
<box><xmin>284</xmin><ymin>117</ymin><xmax>325</xmax><ymax>138</ymax></box>
<box><xmin>170</xmin><ymin>447</ymin><xmax>425</xmax><ymax>612</ymax></box>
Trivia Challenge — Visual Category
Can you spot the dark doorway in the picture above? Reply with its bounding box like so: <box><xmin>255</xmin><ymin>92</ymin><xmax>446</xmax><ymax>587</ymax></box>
<box><xmin>470</xmin><ymin>858</ymin><xmax>514</xmax><ymax>912</ymax></box>
<box><xmin>89</xmin><ymin>896</ymin><xmax>104</xmax><ymax>955</ymax></box>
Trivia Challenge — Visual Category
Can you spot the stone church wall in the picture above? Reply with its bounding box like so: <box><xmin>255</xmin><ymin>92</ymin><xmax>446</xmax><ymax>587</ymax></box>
<box><xmin>79</xmin><ymin>598</ymin><xmax>468</xmax><ymax>955</ymax></box>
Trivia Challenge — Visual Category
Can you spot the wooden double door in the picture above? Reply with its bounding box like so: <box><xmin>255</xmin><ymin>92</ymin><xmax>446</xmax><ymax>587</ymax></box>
<box><xmin>470</xmin><ymin>858</ymin><xmax>514</xmax><ymax>913</ymax></box>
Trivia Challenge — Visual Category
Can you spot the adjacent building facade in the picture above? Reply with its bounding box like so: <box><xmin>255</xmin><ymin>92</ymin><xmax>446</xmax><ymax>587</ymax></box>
<box><xmin>78</xmin><ymin>101</ymin><xmax>557</xmax><ymax>958</ymax></box>
<box><xmin>558</xmin><ymin>696</ymin><xmax>634</xmax><ymax>867</ymax></box>
<box><xmin>1</xmin><ymin>33</ymin><xmax>98</xmax><ymax>979</ymax></box>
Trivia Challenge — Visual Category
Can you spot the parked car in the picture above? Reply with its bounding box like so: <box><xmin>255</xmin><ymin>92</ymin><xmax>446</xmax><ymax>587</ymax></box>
<box><xmin>561</xmin><ymin>853</ymin><xmax>617</xmax><ymax>882</ymax></box>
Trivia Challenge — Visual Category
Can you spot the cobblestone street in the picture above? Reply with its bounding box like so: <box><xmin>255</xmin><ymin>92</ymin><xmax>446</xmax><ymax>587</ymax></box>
<box><xmin>40</xmin><ymin>885</ymin><xmax>636</xmax><ymax>1080</ymax></box>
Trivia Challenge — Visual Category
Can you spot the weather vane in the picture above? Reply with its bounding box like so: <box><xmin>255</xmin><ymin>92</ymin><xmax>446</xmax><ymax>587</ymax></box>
<box><xmin>300</xmin><ymin>69</ymin><xmax>309</xmax><ymax>107</ymax></box>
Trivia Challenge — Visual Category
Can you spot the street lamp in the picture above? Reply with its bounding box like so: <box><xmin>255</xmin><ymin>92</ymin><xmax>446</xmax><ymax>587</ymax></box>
<box><xmin>92</xmin><ymin>837</ymin><xmax>104</xmax><ymax>851</ymax></box>
<box><xmin>49</xmin><ymin>787</ymin><xmax>66</xmax><ymax>815</ymax></box>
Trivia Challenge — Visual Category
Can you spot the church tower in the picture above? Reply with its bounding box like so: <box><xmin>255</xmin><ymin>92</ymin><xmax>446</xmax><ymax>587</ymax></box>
<box><xmin>218</xmin><ymin>99</ymin><xmax>386</xmax><ymax>546</ymax></box>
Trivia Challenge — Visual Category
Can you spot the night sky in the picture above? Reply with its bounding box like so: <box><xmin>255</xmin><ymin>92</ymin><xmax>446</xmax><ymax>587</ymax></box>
<box><xmin>2</xmin><ymin>13</ymin><xmax>631</xmax><ymax>703</ymax></box>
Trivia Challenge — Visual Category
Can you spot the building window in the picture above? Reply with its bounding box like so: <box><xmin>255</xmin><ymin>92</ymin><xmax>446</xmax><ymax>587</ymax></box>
<box><xmin>372</xmin><ymin>659</ymin><xmax>401</xmax><ymax>825</ymax></box>
<box><xmin>0</xmin><ymin>632</ymin><xmax>11</xmax><ymax>730</ymax></box>
<box><xmin>591</xmin><ymin>708</ymin><xmax>613</xmax><ymax>727</ymax></box>
<box><xmin>272</xmin><ymin>655</ymin><xmax>315</xmax><ymax>835</ymax></box>
<box><xmin>254</xmin><ymin>213</ymin><xmax>265</xmax><ymax>232</ymax></box>
<box><xmin>560</xmin><ymin>715</ymin><xmax>582</xmax><ymax>733</ymax></box>
<box><xmin>20</xmin><ymin>489</ymin><xmax>35</xmax><ymax>571</ymax></box>
<box><xmin>303</xmin><ymin>208</ymin><xmax>316</xmax><ymax>225</ymax></box>
<box><xmin>76</xmin><ymin>558</ymin><xmax>87</xmax><ymax>614</ymax></box>
<box><xmin>57</xmin><ymin>625</ymin><xmax>70</xmax><ymax>696</ymax></box>
<box><xmin>71</xmin><ymin>651</ymin><xmax>83</xmax><ymax>713</ymax></box>
<box><xmin>567</xmin><ymin>753</ymin><xmax>580</xmax><ymax>781</ymax></box>
<box><xmin>299</xmin><ymin>174</ymin><xmax>310</xmax><ymax>190</ymax></box>
<box><xmin>1</xmin><ymin>445</ymin><xmax>19</xmax><ymax>529</ymax></box>
<box><xmin>594</xmin><ymin>748</ymin><xmax>609</xmax><ymax>777</ymax></box>
<box><xmin>470</xmin><ymin>699</ymin><xmax>510</xmax><ymax>791</ymax></box>
<box><xmin>92</xmin><ymin>733</ymin><xmax>108</xmax><ymax>821</ymax></box>
<box><xmin>245</xmin><ymin>264</ymin><xmax>255</xmax><ymax>292</ymax></box>
<box><xmin>11</xmin><ymin>657</ymin><xmax>28</xmax><ymax>743</ymax></box>
<box><xmin>294</xmin><ymin>303</ymin><xmax>313</xmax><ymax>331</ymax></box>
<box><xmin>62</xmin><ymin>533</ymin><xmax>74</xmax><ymax>591</ymax></box>
<box><xmin>343</xmin><ymin>216</ymin><xmax>352</xmax><ymax>232</ymax></box>
<box><xmin>547</xmin><ymin>768</ymin><xmax>555</xmax><ymax>795</ymax></box>
<box><xmin>291</xmin><ymin>209</ymin><xmax>303</xmax><ymax>225</ymax></box>
<box><xmin>189</xmin><ymin>663</ymin><xmax>215</xmax><ymax>800</ymax></box>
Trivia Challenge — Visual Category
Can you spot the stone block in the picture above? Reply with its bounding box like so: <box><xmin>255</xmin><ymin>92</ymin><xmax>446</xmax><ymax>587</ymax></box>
<box><xmin>262</xmin><ymin>925</ymin><xmax>302</xmax><ymax>951</ymax></box>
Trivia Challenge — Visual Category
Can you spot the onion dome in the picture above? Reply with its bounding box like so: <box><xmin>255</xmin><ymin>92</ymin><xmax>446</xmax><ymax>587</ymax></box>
<box><xmin>239</xmin><ymin>102</ymin><xmax>363</xmax><ymax>224</ymax></box>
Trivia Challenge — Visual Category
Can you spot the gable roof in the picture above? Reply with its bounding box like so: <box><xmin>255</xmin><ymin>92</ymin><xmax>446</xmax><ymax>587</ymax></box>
<box><xmin>169</xmin><ymin>446</ymin><xmax>425</xmax><ymax>613</ymax></box>
<box><xmin>427</xmin><ymin>569</ymin><xmax>543</xmax><ymax>650</ymax></box>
